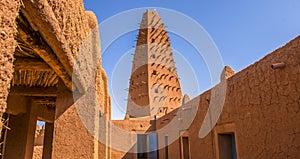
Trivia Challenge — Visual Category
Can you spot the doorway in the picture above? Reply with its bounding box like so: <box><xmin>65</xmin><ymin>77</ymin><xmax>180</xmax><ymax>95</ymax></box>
<box><xmin>218</xmin><ymin>133</ymin><xmax>237</xmax><ymax>159</ymax></box>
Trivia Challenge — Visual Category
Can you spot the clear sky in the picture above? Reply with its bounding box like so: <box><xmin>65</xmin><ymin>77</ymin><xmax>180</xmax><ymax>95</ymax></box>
<box><xmin>83</xmin><ymin>0</ymin><xmax>300</xmax><ymax>119</ymax></box>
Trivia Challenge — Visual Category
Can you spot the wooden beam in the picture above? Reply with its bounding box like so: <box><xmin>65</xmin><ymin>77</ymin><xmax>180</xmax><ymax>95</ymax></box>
<box><xmin>36</xmin><ymin>104</ymin><xmax>55</xmax><ymax>123</ymax></box>
<box><xmin>21</xmin><ymin>1</ymin><xmax>74</xmax><ymax>77</ymax></box>
<box><xmin>34</xmin><ymin>97</ymin><xmax>56</xmax><ymax>105</ymax></box>
<box><xmin>16</xmin><ymin>13</ymin><xmax>73</xmax><ymax>91</ymax></box>
<box><xmin>20</xmin><ymin>2</ymin><xmax>85</xmax><ymax>93</ymax></box>
<box><xmin>14</xmin><ymin>57</ymin><xmax>52</xmax><ymax>71</ymax></box>
<box><xmin>10</xmin><ymin>86</ymin><xmax>57</xmax><ymax>97</ymax></box>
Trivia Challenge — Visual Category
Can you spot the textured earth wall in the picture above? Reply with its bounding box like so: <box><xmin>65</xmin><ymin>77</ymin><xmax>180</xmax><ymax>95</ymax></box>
<box><xmin>156</xmin><ymin>36</ymin><xmax>300</xmax><ymax>159</ymax></box>
<box><xmin>0</xmin><ymin>0</ymin><xmax>20</xmax><ymax>113</ymax></box>
<box><xmin>217</xmin><ymin>36</ymin><xmax>300</xmax><ymax>159</ymax></box>
<box><xmin>39</xmin><ymin>0</ymin><xmax>112</xmax><ymax>158</ymax></box>
<box><xmin>52</xmin><ymin>105</ymin><xmax>97</xmax><ymax>158</ymax></box>
<box><xmin>110</xmin><ymin>120</ymin><xmax>154</xmax><ymax>159</ymax></box>
<box><xmin>46</xmin><ymin>0</ymin><xmax>91</xmax><ymax>57</ymax></box>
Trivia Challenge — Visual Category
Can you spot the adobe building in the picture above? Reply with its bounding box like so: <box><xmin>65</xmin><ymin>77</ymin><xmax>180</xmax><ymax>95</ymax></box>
<box><xmin>109</xmin><ymin>10</ymin><xmax>300</xmax><ymax>159</ymax></box>
<box><xmin>109</xmin><ymin>9</ymin><xmax>184</xmax><ymax>158</ymax></box>
<box><xmin>0</xmin><ymin>0</ymin><xmax>111</xmax><ymax>158</ymax></box>
<box><xmin>0</xmin><ymin>1</ymin><xmax>299</xmax><ymax>158</ymax></box>
<box><xmin>154</xmin><ymin>35</ymin><xmax>300</xmax><ymax>158</ymax></box>
<box><xmin>126</xmin><ymin>9</ymin><xmax>183</xmax><ymax>119</ymax></box>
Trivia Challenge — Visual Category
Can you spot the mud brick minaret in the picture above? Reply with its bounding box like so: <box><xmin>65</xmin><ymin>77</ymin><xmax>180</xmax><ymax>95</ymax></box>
<box><xmin>126</xmin><ymin>9</ymin><xmax>182</xmax><ymax>119</ymax></box>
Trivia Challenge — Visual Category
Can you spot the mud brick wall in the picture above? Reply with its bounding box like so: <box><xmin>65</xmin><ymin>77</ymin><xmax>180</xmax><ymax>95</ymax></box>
<box><xmin>52</xmin><ymin>105</ymin><xmax>97</xmax><ymax>158</ymax></box>
<box><xmin>109</xmin><ymin>120</ymin><xmax>154</xmax><ymax>159</ymax></box>
<box><xmin>0</xmin><ymin>0</ymin><xmax>20</xmax><ymax>112</ymax></box>
<box><xmin>216</xmin><ymin>36</ymin><xmax>300</xmax><ymax>159</ymax></box>
<box><xmin>156</xmin><ymin>36</ymin><xmax>300</xmax><ymax>159</ymax></box>
<box><xmin>46</xmin><ymin>0</ymin><xmax>91</xmax><ymax>57</ymax></box>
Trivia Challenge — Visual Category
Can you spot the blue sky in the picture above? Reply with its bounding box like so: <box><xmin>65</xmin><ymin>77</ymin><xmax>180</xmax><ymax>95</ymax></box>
<box><xmin>83</xmin><ymin>0</ymin><xmax>300</xmax><ymax>119</ymax></box>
